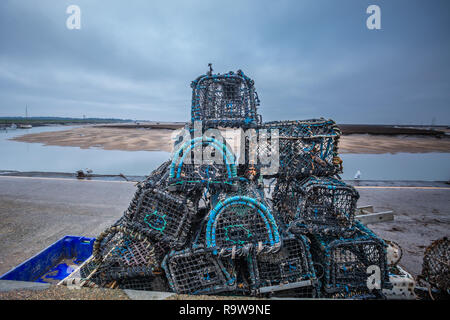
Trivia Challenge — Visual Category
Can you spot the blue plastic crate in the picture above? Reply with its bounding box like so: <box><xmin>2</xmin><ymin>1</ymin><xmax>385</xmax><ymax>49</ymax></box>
<box><xmin>0</xmin><ymin>236</ymin><xmax>95</xmax><ymax>283</ymax></box>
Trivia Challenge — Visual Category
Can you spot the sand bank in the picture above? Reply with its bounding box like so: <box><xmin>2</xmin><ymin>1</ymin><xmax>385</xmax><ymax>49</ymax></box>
<box><xmin>11</xmin><ymin>126</ymin><xmax>450</xmax><ymax>154</ymax></box>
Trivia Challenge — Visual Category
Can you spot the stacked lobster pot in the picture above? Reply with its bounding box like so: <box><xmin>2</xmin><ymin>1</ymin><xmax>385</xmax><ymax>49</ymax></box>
<box><xmin>268</xmin><ymin>121</ymin><xmax>392</xmax><ymax>298</ymax></box>
<box><xmin>81</xmin><ymin>67</ymin><xmax>391</xmax><ymax>299</ymax></box>
<box><xmin>191</xmin><ymin>67</ymin><xmax>262</xmax><ymax>129</ymax></box>
<box><xmin>260</xmin><ymin>119</ymin><xmax>343</xmax><ymax>178</ymax></box>
<box><xmin>167</xmin><ymin>125</ymin><xmax>238</xmax><ymax>193</ymax></box>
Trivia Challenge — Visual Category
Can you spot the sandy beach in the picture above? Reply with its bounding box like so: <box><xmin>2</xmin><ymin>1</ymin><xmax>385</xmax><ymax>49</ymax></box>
<box><xmin>10</xmin><ymin>126</ymin><xmax>450</xmax><ymax>154</ymax></box>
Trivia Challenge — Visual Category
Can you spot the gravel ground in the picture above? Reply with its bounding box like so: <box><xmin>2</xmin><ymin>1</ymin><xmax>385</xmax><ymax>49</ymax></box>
<box><xmin>0</xmin><ymin>285</ymin><xmax>130</xmax><ymax>300</ymax></box>
<box><xmin>166</xmin><ymin>294</ymin><xmax>264</xmax><ymax>300</ymax></box>
<box><xmin>0</xmin><ymin>285</ymin><xmax>265</xmax><ymax>300</ymax></box>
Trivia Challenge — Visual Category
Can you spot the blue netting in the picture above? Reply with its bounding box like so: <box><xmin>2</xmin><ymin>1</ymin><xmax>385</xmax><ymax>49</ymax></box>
<box><xmin>191</xmin><ymin>69</ymin><xmax>261</xmax><ymax>128</ymax></box>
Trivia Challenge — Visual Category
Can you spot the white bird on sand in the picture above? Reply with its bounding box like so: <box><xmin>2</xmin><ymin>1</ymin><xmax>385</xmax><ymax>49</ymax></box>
<box><xmin>354</xmin><ymin>170</ymin><xmax>361</xmax><ymax>180</ymax></box>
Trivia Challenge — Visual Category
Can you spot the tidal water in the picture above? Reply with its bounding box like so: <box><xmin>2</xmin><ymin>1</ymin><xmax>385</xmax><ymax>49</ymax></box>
<box><xmin>339</xmin><ymin>153</ymin><xmax>450</xmax><ymax>181</ymax></box>
<box><xmin>0</xmin><ymin>126</ymin><xmax>170</xmax><ymax>176</ymax></box>
<box><xmin>1</xmin><ymin>126</ymin><xmax>449</xmax><ymax>181</ymax></box>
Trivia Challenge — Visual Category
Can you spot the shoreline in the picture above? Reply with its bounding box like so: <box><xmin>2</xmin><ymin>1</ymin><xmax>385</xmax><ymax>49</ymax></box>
<box><xmin>1</xmin><ymin>172</ymin><xmax>449</xmax><ymax>187</ymax></box>
<box><xmin>9</xmin><ymin>125</ymin><xmax>450</xmax><ymax>154</ymax></box>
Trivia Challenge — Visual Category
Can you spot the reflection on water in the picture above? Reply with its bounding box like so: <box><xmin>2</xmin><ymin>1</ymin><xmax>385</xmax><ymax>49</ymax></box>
<box><xmin>0</xmin><ymin>126</ymin><xmax>170</xmax><ymax>176</ymax></box>
<box><xmin>340</xmin><ymin>153</ymin><xmax>450</xmax><ymax>181</ymax></box>
<box><xmin>2</xmin><ymin>126</ymin><xmax>450</xmax><ymax>180</ymax></box>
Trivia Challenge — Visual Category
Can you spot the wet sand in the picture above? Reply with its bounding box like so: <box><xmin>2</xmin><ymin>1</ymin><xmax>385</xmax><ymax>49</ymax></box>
<box><xmin>11</xmin><ymin>126</ymin><xmax>450</xmax><ymax>154</ymax></box>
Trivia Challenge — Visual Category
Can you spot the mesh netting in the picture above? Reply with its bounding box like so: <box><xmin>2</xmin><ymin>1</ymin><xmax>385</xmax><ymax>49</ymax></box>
<box><xmin>124</xmin><ymin>160</ymin><xmax>172</xmax><ymax>220</ymax></box>
<box><xmin>85</xmin><ymin>225</ymin><xmax>164</xmax><ymax>286</ymax></box>
<box><xmin>419</xmin><ymin>237</ymin><xmax>450</xmax><ymax>292</ymax></box>
<box><xmin>247</xmin><ymin>233</ymin><xmax>318</xmax><ymax>298</ymax></box>
<box><xmin>168</xmin><ymin>135</ymin><xmax>238</xmax><ymax>192</ymax></box>
<box><xmin>258</xmin><ymin>119</ymin><xmax>342</xmax><ymax>178</ymax></box>
<box><xmin>309</xmin><ymin>222</ymin><xmax>390</xmax><ymax>297</ymax></box>
<box><xmin>129</xmin><ymin>188</ymin><xmax>196</xmax><ymax>249</ymax></box>
<box><xmin>191</xmin><ymin>69</ymin><xmax>261</xmax><ymax>128</ymax></box>
<box><xmin>79</xmin><ymin>258</ymin><xmax>101</xmax><ymax>280</ymax></box>
<box><xmin>273</xmin><ymin>176</ymin><xmax>359</xmax><ymax>236</ymax></box>
<box><xmin>162</xmin><ymin>247</ymin><xmax>237</xmax><ymax>295</ymax></box>
<box><xmin>203</xmin><ymin>180</ymin><xmax>281</xmax><ymax>257</ymax></box>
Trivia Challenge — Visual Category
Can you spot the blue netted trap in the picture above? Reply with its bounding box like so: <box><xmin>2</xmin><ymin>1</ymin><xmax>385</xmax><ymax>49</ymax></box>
<box><xmin>273</xmin><ymin>176</ymin><xmax>359</xmax><ymax>236</ymax></box>
<box><xmin>84</xmin><ymin>225</ymin><xmax>164</xmax><ymax>286</ymax></box>
<box><xmin>202</xmin><ymin>180</ymin><xmax>282</xmax><ymax>257</ymax></box>
<box><xmin>128</xmin><ymin>187</ymin><xmax>197</xmax><ymax>249</ymax></box>
<box><xmin>247</xmin><ymin>233</ymin><xmax>319</xmax><ymax>298</ymax></box>
<box><xmin>191</xmin><ymin>68</ymin><xmax>261</xmax><ymax>128</ymax></box>
<box><xmin>168</xmin><ymin>134</ymin><xmax>238</xmax><ymax>192</ymax></box>
<box><xmin>123</xmin><ymin>160</ymin><xmax>172</xmax><ymax>220</ymax></box>
<box><xmin>162</xmin><ymin>247</ymin><xmax>237</xmax><ymax>295</ymax></box>
<box><xmin>258</xmin><ymin>119</ymin><xmax>342</xmax><ymax>178</ymax></box>
<box><xmin>309</xmin><ymin>221</ymin><xmax>391</xmax><ymax>297</ymax></box>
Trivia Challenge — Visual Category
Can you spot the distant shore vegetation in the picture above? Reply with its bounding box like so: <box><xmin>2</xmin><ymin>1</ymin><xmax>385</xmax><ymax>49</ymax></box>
<box><xmin>0</xmin><ymin>117</ymin><xmax>134</xmax><ymax>126</ymax></box>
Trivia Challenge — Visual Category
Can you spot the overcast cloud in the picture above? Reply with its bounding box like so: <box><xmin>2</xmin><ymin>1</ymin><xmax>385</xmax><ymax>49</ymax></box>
<box><xmin>0</xmin><ymin>0</ymin><xmax>449</xmax><ymax>124</ymax></box>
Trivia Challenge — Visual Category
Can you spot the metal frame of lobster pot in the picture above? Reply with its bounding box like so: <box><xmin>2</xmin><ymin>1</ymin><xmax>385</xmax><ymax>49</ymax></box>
<box><xmin>191</xmin><ymin>68</ymin><xmax>262</xmax><ymax>129</ymax></box>
<box><xmin>161</xmin><ymin>247</ymin><xmax>237</xmax><ymax>295</ymax></box>
<box><xmin>273</xmin><ymin>176</ymin><xmax>360</xmax><ymax>236</ymax></box>
<box><xmin>247</xmin><ymin>233</ymin><xmax>319</xmax><ymax>298</ymax></box>
<box><xmin>127</xmin><ymin>187</ymin><xmax>197</xmax><ymax>250</ymax></box>
<box><xmin>84</xmin><ymin>224</ymin><xmax>168</xmax><ymax>289</ymax></box>
<box><xmin>258</xmin><ymin>119</ymin><xmax>342</xmax><ymax>178</ymax></box>
<box><xmin>203</xmin><ymin>180</ymin><xmax>282</xmax><ymax>258</ymax></box>
<box><xmin>168</xmin><ymin>131</ymin><xmax>239</xmax><ymax>193</ymax></box>
<box><xmin>308</xmin><ymin>221</ymin><xmax>391</xmax><ymax>298</ymax></box>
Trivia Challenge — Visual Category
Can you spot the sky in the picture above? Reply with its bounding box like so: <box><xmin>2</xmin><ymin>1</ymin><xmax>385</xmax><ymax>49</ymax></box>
<box><xmin>0</xmin><ymin>0</ymin><xmax>449</xmax><ymax>124</ymax></box>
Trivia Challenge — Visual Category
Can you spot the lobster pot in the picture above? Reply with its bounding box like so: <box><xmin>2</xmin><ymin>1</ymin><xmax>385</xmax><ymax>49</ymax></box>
<box><xmin>191</xmin><ymin>70</ymin><xmax>261</xmax><ymax>128</ymax></box>
<box><xmin>309</xmin><ymin>222</ymin><xmax>390</xmax><ymax>297</ymax></box>
<box><xmin>168</xmin><ymin>135</ymin><xmax>238</xmax><ymax>192</ymax></box>
<box><xmin>124</xmin><ymin>160</ymin><xmax>172</xmax><ymax>220</ymax></box>
<box><xmin>86</xmin><ymin>225</ymin><xmax>163</xmax><ymax>286</ymax></box>
<box><xmin>258</xmin><ymin>119</ymin><xmax>342</xmax><ymax>178</ymax></box>
<box><xmin>130</xmin><ymin>188</ymin><xmax>196</xmax><ymax>249</ymax></box>
<box><xmin>162</xmin><ymin>248</ymin><xmax>236</xmax><ymax>295</ymax></box>
<box><xmin>419</xmin><ymin>237</ymin><xmax>449</xmax><ymax>292</ymax></box>
<box><xmin>275</xmin><ymin>177</ymin><xmax>359</xmax><ymax>236</ymax></box>
<box><xmin>247</xmin><ymin>234</ymin><xmax>318</xmax><ymax>298</ymax></box>
<box><xmin>204</xmin><ymin>181</ymin><xmax>281</xmax><ymax>257</ymax></box>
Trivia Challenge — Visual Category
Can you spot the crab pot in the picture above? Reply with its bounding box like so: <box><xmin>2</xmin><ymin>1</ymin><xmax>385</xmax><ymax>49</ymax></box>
<box><xmin>204</xmin><ymin>181</ymin><xmax>282</xmax><ymax>257</ymax></box>
<box><xmin>247</xmin><ymin>233</ymin><xmax>318</xmax><ymax>298</ymax></box>
<box><xmin>124</xmin><ymin>160</ymin><xmax>172</xmax><ymax>220</ymax></box>
<box><xmin>168</xmin><ymin>135</ymin><xmax>238</xmax><ymax>192</ymax></box>
<box><xmin>85</xmin><ymin>225</ymin><xmax>164</xmax><ymax>286</ymax></box>
<box><xmin>191</xmin><ymin>70</ymin><xmax>261</xmax><ymax>128</ymax></box>
<box><xmin>419</xmin><ymin>237</ymin><xmax>449</xmax><ymax>292</ymax></box>
<box><xmin>130</xmin><ymin>188</ymin><xmax>196</xmax><ymax>249</ymax></box>
<box><xmin>162</xmin><ymin>247</ymin><xmax>237</xmax><ymax>295</ymax></box>
<box><xmin>309</xmin><ymin>222</ymin><xmax>390</xmax><ymax>297</ymax></box>
<box><xmin>258</xmin><ymin>119</ymin><xmax>342</xmax><ymax>178</ymax></box>
<box><xmin>274</xmin><ymin>176</ymin><xmax>359</xmax><ymax>236</ymax></box>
